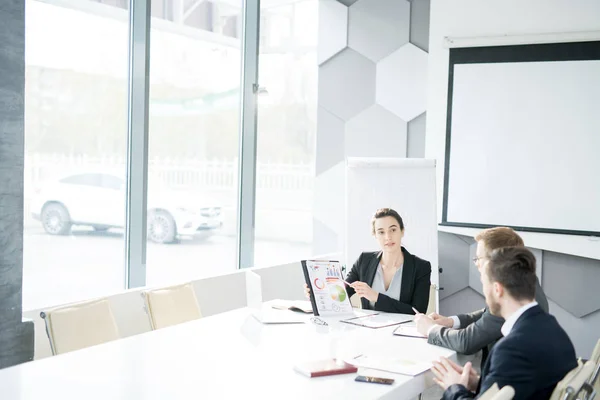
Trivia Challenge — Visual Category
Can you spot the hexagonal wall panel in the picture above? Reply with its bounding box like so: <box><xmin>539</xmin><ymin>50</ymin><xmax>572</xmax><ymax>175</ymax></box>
<box><xmin>376</xmin><ymin>43</ymin><xmax>428</xmax><ymax>122</ymax></box>
<box><xmin>529</xmin><ymin>248</ymin><xmax>543</xmax><ymax>283</ymax></box>
<box><xmin>316</xmin><ymin>107</ymin><xmax>345</xmax><ymax>174</ymax></box>
<box><xmin>438</xmin><ymin>232</ymin><xmax>471</xmax><ymax>300</ymax></box>
<box><xmin>318</xmin><ymin>0</ymin><xmax>348</xmax><ymax>65</ymax></box>
<box><xmin>345</xmin><ymin>104</ymin><xmax>407</xmax><ymax>158</ymax></box>
<box><xmin>348</xmin><ymin>0</ymin><xmax>410</xmax><ymax>62</ymax></box>
<box><xmin>440</xmin><ymin>288</ymin><xmax>486</xmax><ymax>317</ymax></box>
<box><xmin>543</xmin><ymin>251</ymin><xmax>600</xmax><ymax>318</ymax></box>
<box><xmin>319</xmin><ymin>48</ymin><xmax>376</xmax><ymax>121</ymax></box>
<box><xmin>407</xmin><ymin>112</ymin><xmax>426</xmax><ymax>158</ymax></box>
<box><xmin>314</xmin><ymin>161</ymin><xmax>346</xmax><ymax>238</ymax></box>
<box><xmin>469</xmin><ymin>242</ymin><xmax>483</xmax><ymax>296</ymax></box>
<box><xmin>409</xmin><ymin>0</ymin><xmax>430</xmax><ymax>52</ymax></box>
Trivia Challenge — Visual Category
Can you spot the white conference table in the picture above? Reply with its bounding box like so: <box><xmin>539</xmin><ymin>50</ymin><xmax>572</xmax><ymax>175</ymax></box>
<box><xmin>0</xmin><ymin>306</ymin><xmax>455</xmax><ymax>400</ymax></box>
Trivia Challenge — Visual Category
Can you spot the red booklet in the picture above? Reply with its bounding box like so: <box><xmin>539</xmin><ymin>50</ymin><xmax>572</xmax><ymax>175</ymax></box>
<box><xmin>293</xmin><ymin>359</ymin><xmax>358</xmax><ymax>378</ymax></box>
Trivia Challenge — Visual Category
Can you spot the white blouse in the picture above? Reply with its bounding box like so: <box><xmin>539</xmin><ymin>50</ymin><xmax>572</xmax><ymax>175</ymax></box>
<box><xmin>369</xmin><ymin>262</ymin><xmax>403</xmax><ymax>308</ymax></box>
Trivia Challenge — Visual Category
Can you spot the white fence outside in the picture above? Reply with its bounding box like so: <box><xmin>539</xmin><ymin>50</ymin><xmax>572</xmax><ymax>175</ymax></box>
<box><xmin>25</xmin><ymin>153</ymin><xmax>314</xmax><ymax>194</ymax></box>
<box><xmin>24</xmin><ymin>153</ymin><xmax>315</xmax><ymax>242</ymax></box>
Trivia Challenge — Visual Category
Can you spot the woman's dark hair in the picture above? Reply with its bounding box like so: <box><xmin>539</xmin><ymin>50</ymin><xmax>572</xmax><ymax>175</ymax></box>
<box><xmin>371</xmin><ymin>208</ymin><xmax>404</xmax><ymax>235</ymax></box>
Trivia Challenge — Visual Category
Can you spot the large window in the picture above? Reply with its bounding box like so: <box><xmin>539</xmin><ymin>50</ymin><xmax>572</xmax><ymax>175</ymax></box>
<box><xmin>23</xmin><ymin>0</ymin><xmax>129</xmax><ymax>310</ymax></box>
<box><xmin>22</xmin><ymin>0</ymin><xmax>318</xmax><ymax>310</ymax></box>
<box><xmin>146</xmin><ymin>1</ymin><xmax>243</xmax><ymax>286</ymax></box>
<box><xmin>254</xmin><ymin>0</ymin><xmax>317</xmax><ymax>267</ymax></box>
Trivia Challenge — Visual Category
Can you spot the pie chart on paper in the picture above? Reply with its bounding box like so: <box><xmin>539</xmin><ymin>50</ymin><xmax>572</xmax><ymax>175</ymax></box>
<box><xmin>329</xmin><ymin>285</ymin><xmax>347</xmax><ymax>302</ymax></box>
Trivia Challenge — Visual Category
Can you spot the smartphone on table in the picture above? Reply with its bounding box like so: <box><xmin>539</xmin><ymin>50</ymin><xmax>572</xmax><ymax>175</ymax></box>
<box><xmin>354</xmin><ymin>375</ymin><xmax>394</xmax><ymax>385</ymax></box>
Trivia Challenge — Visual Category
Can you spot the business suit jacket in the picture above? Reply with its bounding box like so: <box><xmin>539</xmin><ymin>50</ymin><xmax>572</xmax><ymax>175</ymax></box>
<box><xmin>442</xmin><ymin>305</ymin><xmax>576</xmax><ymax>400</ymax></box>
<box><xmin>345</xmin><ymin>247</ymin><xmax>431</xmax><ymax>314</ymax></box>
<box><xmin>428</xmin><ymin>278</ymin><xmax>549</xmax><ymax>355</ymax></box>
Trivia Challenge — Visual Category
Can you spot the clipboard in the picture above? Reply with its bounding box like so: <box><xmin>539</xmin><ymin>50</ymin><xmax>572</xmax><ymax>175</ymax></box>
<box><xmin>301</xmin><ymin>260</ymin><xmax>354</xmax><ymax>317</ymax></box>
<box><xmin>341</xmin><ymin>313</ymin><xmax>413</xmax><ymax>329</ymax></box>
<box><xmin>392</xmin><ymin>324</ymin><xmax>427</xmax><ymax>338</ymax></box>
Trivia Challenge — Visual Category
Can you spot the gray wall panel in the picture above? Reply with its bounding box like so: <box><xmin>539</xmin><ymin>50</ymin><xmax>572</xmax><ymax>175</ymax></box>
<box><xmin>543</xmin><ymin>251</ymin><xmax>600</xmax><ymax>318</ymax></box>
<box><xmin>438</xmin><ymin>231</ymin><xmax>470</xmax><ymax>300</ymax></box>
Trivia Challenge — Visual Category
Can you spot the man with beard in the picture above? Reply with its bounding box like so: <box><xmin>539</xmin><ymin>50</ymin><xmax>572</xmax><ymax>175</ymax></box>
<box><xmin>415</xmin><ymin>227</ymin><xmax>549</xmax><ymax>364</ymax></box>
<box><xmin>429</xmin><ymin>246</ymin><xmax>576</xmax><ymax>400</ymax></box>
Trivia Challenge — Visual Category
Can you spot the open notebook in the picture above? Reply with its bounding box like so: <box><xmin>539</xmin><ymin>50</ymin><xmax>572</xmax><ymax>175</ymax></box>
<box><xmin>270</xmin><ymin>300</ymin><xmax>313</xmax><ymax>314</ymax></box>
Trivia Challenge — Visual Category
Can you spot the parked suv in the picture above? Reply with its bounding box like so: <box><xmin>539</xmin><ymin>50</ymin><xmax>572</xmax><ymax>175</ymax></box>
<box><xmin>30</xmin><ymin>173</ymin><xmax>223</xmax><ymax>243</ymax></box>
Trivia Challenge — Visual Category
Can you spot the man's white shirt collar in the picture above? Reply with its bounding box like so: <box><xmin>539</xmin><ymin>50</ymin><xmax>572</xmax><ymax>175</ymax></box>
<box><xmin>501</xmin><ymin>301</ymin><xmax>538</xmax><ymax>337</ymax></box>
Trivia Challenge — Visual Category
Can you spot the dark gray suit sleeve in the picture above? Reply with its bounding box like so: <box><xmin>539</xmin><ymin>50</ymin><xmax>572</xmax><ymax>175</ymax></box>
<box><xmin>442</xmin><ymin>384</ymin><xmax>475</xmax><ymax>400</ymax></box>
<box><xmin>456</xmin><ymin>308</ymin><xmax>485</xmax><ymax>328</ymax></box>
<box><xmin>427</xmin><ymin>310</ymin><xmax>504</xmax><ymax>354</ymax></box>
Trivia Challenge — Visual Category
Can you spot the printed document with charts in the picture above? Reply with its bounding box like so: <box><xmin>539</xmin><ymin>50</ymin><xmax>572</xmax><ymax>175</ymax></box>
<box><xmin>301</xmin><ymin>260</ymin><xmax>353</xmax><ymax>317</ymax></box>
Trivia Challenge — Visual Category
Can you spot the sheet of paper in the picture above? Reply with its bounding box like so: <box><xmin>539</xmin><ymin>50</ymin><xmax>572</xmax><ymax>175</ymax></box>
<box><xmin>342</xmin><ymin>313</ymin><xmax>412</xmax><ymax>328</ymax></box>
<box><xmin>393</xmin><ymin>324</ymin><xmax>427</xmax><ymax>338</ymax></box>
<box><xmin>348</xmin><ymin>354</ymin><xmax>432</xmax><ymax>376</ymax></box>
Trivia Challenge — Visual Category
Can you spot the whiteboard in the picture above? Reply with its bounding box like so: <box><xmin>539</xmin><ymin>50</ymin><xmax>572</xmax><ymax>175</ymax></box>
<box><xmin>345</xmin><ymin>158</ymin><xmax>439</xmax><ymax>298</ymax></box>
<box><xmin>446</xmin><ymin>60</ymin><xmax>600</xmax><ymax>235</ymax></box>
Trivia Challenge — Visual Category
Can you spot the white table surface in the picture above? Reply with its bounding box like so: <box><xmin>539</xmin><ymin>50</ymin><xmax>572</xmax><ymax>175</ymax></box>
<box><xmin>0</xmin><ymin>306</ymin><xmax>455</xmax><ymax>400</ymax></box>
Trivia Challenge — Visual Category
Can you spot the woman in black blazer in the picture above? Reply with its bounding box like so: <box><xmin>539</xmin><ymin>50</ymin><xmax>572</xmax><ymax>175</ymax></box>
<box><xmin>344</xmin><ymin>208</ymin><xmax>432</xmax><ymax>314</ymax></box>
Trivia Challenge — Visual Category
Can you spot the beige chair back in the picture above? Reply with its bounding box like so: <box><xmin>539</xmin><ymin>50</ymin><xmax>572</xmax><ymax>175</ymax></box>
<box><xmin>478</xmin><ymin>383</ymin><xmax>500</xmax><ymax>400</ymax></box>
<box><xmin>40</xmin><ymin>298</ymin><xmax>120</xmax><ymax>355</ymax></box>
<box><xmin>142</xmin><ymin>282</ymin><xmax>202</xmax><ymax>330</ymax></box>
<box><xmin>350</xmin><ymin>293</ymin><xmax>362</xmax><ymax>308</ymax></box>
<box><xmin>589</xmin><ymin>338</ymin><xmax>600</xmax><ymax>395</ymax></box>
<box><xmin>426</xmin><ymin>283</ymin><xmax>438</xmax><ymax>315</ymax></box>
<box><xmin>550</xmin><ymin>360</ymin><xmax>596</xmax><ymax>400</ymax></box>
<box><xmin>490</xmin><ymin>385</ymin><xmax>515</xmax><ymax>400</ymax></box>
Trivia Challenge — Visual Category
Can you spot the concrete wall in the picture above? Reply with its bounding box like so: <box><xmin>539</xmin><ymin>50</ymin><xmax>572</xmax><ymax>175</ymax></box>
<box><xmin>0</xmin><ymin>0</ymin><xmax>34</xmax><ymax>369</ymax></box>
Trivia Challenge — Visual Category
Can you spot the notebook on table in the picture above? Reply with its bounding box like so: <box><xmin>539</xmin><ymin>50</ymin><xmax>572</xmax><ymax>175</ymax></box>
<box><xmin>293</xmin><ymin>359</ymin><xmax>358</xmax><ymax>378</ymax></box>
<box><xmin>270</xmin><ymin>300</ymin><xmax>313</xmax><ymax>314</ymax></box>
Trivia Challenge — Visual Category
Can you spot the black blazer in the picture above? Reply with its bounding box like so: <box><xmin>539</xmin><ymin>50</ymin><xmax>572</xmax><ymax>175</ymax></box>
<box><xmin>442</xmin><ymin>305</ymin><xmax>577</xmax><ymax>400</ymax></box>
<box><xmin>345</xmin><ymin>247</ymin><xmax>431</xmax><ymax>314</ymax></box>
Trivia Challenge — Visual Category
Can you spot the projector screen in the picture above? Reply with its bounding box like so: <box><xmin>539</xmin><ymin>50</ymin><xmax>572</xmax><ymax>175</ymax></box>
<box><xmin>442</xmin><ymin>41</ymin><xmax>600</xmax><ymax>236</ymax></box>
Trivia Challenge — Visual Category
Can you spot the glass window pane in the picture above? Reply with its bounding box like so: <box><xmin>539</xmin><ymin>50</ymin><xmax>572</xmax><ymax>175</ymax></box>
<box><xmin>146</xmin><ymin>0</ymin><xmax>242</xmax><ymax>285</ymax></box>
<box><xmin>59</xmin><ymin>174</ymin><xmax>100</xmax><ymax>187</ymax></box>
<box><xmin>254</xmin><ymin>1</ymin><xmax>317</xmax><ymax>267</ymax></box>
<box><xmin>23</xmin><ymin>0</ymin><xmax>128</xmax><ymax>310</ymax></box>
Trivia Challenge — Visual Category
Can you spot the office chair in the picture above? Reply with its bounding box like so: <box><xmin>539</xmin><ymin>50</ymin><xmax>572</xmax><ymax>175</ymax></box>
<box><xmin>40</xmin><ymin>298</ymin><xmax>120</xmax><ymax>355</ymax></box>
<box><xmin>142</xmin><ymin>282</ymin><xmax>202</xmax><ymax>330</ymax></box>
<box><xmin>425</xmin><ymin>283</ymin><xmax>438</xmax><ymax>315</ymax></box>
<box><xmin>550</xmin><ymin>360</ymin><xmax>596</xmax><ymax>400</ymax></box>
<box><xmin>587</xmin><ymin>338</ymin><xmax>600</xmax><ymax>396</ymax></box>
